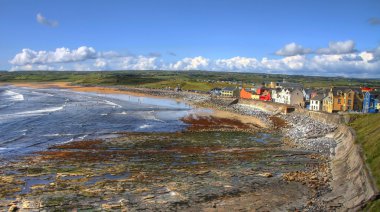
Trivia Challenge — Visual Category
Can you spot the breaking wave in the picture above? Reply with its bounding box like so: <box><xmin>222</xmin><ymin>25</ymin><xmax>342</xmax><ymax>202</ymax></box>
<box><xmin>3</xmin><ymin>90</ymin><xmax>24</xmax><ymax>101</ymax></box>
<box><xmin>104</xmin><ymin>100</ymin><xmax>122</xmax><ymax>108</ymax></box>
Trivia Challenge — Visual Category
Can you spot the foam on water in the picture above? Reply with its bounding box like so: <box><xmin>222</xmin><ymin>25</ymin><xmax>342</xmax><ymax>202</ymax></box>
<box><xmin>15</xmin><ymin>106</ymin><xmax>64</xmax><ymax>115</ymax></box>
<box><xmin>139</xmin><ymin>124</ymin><xmax>151</xmax><ymax>129</ymax></box>
<box><xmin>104</xmin><ymin>100</ymin><xmax>122</xmax><ymax>108</ymax></box>
<box><xmin>3</xmin><ymin>90</ymin><xmax>24</xmax><ymax>101</ymax></box>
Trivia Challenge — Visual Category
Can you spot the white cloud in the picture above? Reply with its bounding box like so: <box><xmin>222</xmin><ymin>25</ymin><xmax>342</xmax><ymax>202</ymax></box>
<box><xmin>94</xmin><ymin>59</ymin><xmax>107</xmax><ymax>68</ymax></box>
<box><xmin>275</xmin><ymin>43</ymin><xmax>311</xmax><ymax>56</ymax></box>
<box><xmin>169</xmin><ymin>56</ymin><xmax>209</xmax><ymax>70</ymax></box>
<box><xmin>36</xmin><ymin>13</ymin><xmax>59</xmax><ymax>27</ymax></box>
<box><xmin>121</xmin><ymin>56</ymin><xmax>158</xmax><ymax>70</ymax></box>
<box><xmin>214</xmin><ymin>57</ymin><xmax>260</xmax><ymax>71</ymax></box>
<box><xmin>8</xmin><ymin>45</ymin><xmax>380</xmax><ymax>78</ymax></box>
<box><xmin>316</xmin><ymin>40</ymin><xmax>356</xmax><ymax>55</ymax></box>
<box><xmin>10</xmin><ymin>46</ymin><xmax>97</xmax><ymax>65</ymax></box>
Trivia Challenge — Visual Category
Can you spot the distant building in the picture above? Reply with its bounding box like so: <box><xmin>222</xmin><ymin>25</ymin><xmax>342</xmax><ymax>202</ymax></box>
<box><xmin>310</xmin><ymin>94</ymin><xmax>324</xmax><ymax>111</ymax></box>
<box><xmin>323</xmin><ymin>87</ymin><xmax>356</xmax><ymax>113</ymax></box>
<box><xmin>363</xmin><ymin>91</ymin><xmax>380</xmax><ymax>113</ymax></box>
<box><xmin>221</xmin><ymin>87</ymin><xmax>239</xmax><ymax>98</ymax></box>
<box><xmin>272</xmin><ymin>87</ymin><xmax>304</xmax><ymax>107</ymax></box>
<box><xmin>210</xmin><ymin>88</ymin><xmax>222</xmax><ymax>96</ymax></box>
<box><xmin>240</xmin><ymin>88</ymin><xmax>253</xmax><ymax>99</ymax></box>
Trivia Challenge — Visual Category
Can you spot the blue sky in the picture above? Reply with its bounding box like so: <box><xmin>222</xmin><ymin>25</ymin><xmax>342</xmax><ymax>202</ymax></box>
<box><xmin>1</xmin><ymin>0</ymin><xmax>380</xmax><ymax>77</ymax></box>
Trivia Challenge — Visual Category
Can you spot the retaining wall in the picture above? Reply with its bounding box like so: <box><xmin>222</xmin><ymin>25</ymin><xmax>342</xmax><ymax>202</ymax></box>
<box><xmin>323</xmin><ymin>125</ymin><xmax>378</xmax><ymax>211</ymax></box>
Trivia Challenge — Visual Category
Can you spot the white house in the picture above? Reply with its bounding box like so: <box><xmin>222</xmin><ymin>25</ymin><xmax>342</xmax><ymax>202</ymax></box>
<box><xmin>310</xmin><ymin>94</ymin><xmax>324</xmax><ymax>111</ymax></box>
<box><xmin>272</xmin><ymin>87</ymin><xmax>305</xmax><ymax>107</ymax></box>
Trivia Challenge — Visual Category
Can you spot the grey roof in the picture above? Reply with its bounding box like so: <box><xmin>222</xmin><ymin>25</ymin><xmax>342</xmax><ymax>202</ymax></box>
<box><xmin>222</xmin><ymin>87</ymin><xmax>237</xmax><ymax>91</ymax></box>
<box><xmin>311</xmin><ymin>95</ymin><xmax>325</xmax><ymax>101</ymax></box>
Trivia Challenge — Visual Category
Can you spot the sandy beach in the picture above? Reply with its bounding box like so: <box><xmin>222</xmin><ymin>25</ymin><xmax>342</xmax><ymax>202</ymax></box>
<box><xmin>6</xmin><ymin>82</ymin><xmax>268</xmax><ymax>128</ymax></box>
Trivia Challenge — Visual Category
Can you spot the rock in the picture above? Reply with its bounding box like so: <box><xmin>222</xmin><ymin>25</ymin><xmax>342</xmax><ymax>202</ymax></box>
<box><xmin>102</xmin><ymin>203</ymin><xmax>121</xmax><ymax>210</ymax></box>
<box><xmin>8</xmin><ymin>204</ymin><xmax>18</xmax><ymax>212</ymax></box>
<box><xmin>143</xmin><ymin>195</ymin><xmax>155</xmax><ymax>200</ymax></box>
<box><xmin>22</xmin><ymin>200</ymin><xmax>40</xmax><ymax>209</ymax></box>
<box><xmin>258</xmin><ymin>172</ymin><xmax>273</xmax><ymax>178</ymax></box>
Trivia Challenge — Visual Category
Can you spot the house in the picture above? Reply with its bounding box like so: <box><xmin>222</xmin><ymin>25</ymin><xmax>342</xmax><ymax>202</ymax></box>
<box><xmin>251</xmin><ymin>93</ymin><xmax>260</xmax><ymax>100</ymax></box>
<box><xmin>221</xmin><ymin>87</ymin><xmax>239</xmax><ymax>98</ymax></box>
<box><xmin>353</xmin><ymin>90</ymin><xmax>364</xmax><ymax>112</ymax></box>
<box><xmin>323</xmin><ymin>87</ymin><xmax>356</xmax><ymax>113</ymax></box>
<box><xmin>210</xmin><ymin>88</ymin><xmax>222</xmax><ymax>96</ymax></box>
<box><xmin>240</xmin><ymin>88</ymin><xmax>253</xmax><ymax>99</ymax></box>
<box><xmin>272</xmin><ymin>87</ymin><xmax>304</xmax><ymax>107</ymax></box>
<box><xmin>363</xmin><ymin>91</ymin><xmax>380</xmax><ymax>113</ymax></box>
<box><xmin>310</xmin><ymin>94</ymin><xmax>324</xmax><ymax>111</ymax></box>
<box><xmin>271</xmin><ymin>88</ymin><xmax>286</xmax><ymax>104</ymax></box>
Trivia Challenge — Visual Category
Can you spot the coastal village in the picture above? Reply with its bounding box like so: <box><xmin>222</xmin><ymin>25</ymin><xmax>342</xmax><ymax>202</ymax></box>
<box><xmin>207</xmin><ymin>79</ymin><xmax>380</xmax><ymax>114</ymax></box>
<box><xmin>0</xmin><ymin>80</ymin><xmax>379</xmax><ymax>211</ymax></box>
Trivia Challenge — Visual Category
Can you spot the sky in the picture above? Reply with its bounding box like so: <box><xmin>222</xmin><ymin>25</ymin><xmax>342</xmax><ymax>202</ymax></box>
<box><xmin>1</xmin><ymin>0</ymin><xmax>380</xmax><ymax>78</ymax></box>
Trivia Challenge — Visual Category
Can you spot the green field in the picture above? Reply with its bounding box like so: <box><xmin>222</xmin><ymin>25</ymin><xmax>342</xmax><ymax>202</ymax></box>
<box><xmin>349</xmin><ymin>114</ymin><xmax>380</xmax><ymax>211</ymax></box>
<box><xmin>1</xmin><ymin>70</ymin><xmax>379</xmax><ymax>91</ymax></box>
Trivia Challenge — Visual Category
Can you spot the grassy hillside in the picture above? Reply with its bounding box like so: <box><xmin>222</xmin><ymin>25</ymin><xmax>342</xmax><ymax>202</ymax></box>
<box><xmin>1</xmin><ymin>71</ymin><xmax>379</xmax><ymax>91</ymax></box>
<box><xmin>349</xmin><ymin>114</ymin><xmax>380</xmax><ymax>211</ymax></box>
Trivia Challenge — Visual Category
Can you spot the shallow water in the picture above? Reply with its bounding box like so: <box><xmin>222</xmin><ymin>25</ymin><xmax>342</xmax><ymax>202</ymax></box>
<box><xmin>0</xmin><ymin>86</ymin><xmax>196</xmax><ymax>159</ymax></box>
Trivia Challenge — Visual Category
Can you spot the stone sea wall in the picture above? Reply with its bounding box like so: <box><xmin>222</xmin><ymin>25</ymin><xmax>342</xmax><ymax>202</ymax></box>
<box><xmin>297</xmin><ymin>109</ymin><xmax>378</xmax><ymax>210</ymax></box>
<box><xmin>324</xmin><ymin>125</ymin><xmax>378</xmax><ymax>210</ymax></box>
<box><xmin>239</xmin><ymin>99</ymin><xmax>378</xmax><ymax>210</ymax></box>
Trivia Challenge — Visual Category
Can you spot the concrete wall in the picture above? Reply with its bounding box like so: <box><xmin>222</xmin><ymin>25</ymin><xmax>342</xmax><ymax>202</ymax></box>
<box><xmin>296</xmin><ymin>109</ymin><xmax>378</xmax><ymax>210</ymax></box>
<box><xmin>323</xmin><ymin>125</ymin><xmax>378</xmax><ymax>211</ymax></box>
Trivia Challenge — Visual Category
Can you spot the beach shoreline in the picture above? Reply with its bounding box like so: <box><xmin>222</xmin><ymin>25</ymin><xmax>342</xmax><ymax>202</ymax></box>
<box><xmin>0</xmin><ymin>82</ymin><xmax>338</xmax><ymax>211</ymax></box>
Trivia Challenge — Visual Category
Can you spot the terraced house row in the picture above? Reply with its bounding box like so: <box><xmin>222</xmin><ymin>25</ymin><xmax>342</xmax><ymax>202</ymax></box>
<box><xmin>212</xmin><ymin>82</ymin><xmax>379</xmax><ymax>114</ymax></box>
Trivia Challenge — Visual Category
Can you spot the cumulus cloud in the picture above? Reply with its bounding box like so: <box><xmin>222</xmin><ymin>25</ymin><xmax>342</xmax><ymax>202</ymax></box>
<box><xmin>169</xmin><ymin>56</ymin><xmax>209</xmax><ymax>70</ymax></box>
<box><xmin>94</xmin><ymin>59</ymin><xmax>107</xmax><ymax>68</ymax></box>
<box><xmin>36</xmin><ymin>13</ymin><xmax>59</xmax><ymax>27</ymax></box>
<box><xmin>275</xmin><ymin>43</ymin><xmax>311</xmax><ymax>56</ymax></box>
<box><xmin>10</xmin><ymin>46</ymin><xmax>97</xmax><ymax>65</ymax></box>
<box><xmin>121</xmin><ymin>56</ymin><xmax>159</xmax><ymax>70</ymax></box>
<box><xmin>315</xmin><ymin>40</ymin><xmax>356</xmax><ymax>55</ymax></box>
<box><xmin>8</xmin><ymin>45</ymin><xmax>380</xmax><ymax>78</ymax></box>
<box><xmin>368</xmin><ymin>17</ymin><xmax>380</xmax><ymax>25</ymax></box>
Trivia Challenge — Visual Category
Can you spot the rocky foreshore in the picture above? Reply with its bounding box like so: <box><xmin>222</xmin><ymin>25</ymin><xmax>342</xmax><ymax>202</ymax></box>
<box><xmin>279</xmin><ymin>113</ymin><xmax>338</xmax><ymax>155</ymax></box>
<box><xmin>0</xmin><ymin>86</ymin><xmax>343</xmax><ymax>211</ymax></box>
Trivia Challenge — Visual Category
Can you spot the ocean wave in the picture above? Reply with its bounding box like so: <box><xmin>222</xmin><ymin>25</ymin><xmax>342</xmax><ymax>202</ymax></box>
<box><xmin>0</xmin><ymin>106</ymin><xmax>65</xmax><ymax>119</ymax></box>
<box><xmin>43</xmin><ymin>133</ymin><xmax>74</xmax><ymax>137</ymax></box>
<box><xmin>146</xmin><ymin>111</ymin><xmax>165</xmax><ymax>122</ymax></box>
<box><xmin>16</xmin><ymin>106</ymin><xmax>64</xmax><ymax>115</ymax></box>
<box><xmin>139</xmin><ymin>124</ymin><xmax>151</xmax><ymax>129</ymax></box>
<box><xmin>3</xmin><ymin>90</ymin><xmax>24</xmax><ymax>101</ymax></box>
<box><xmin>104</xmin><ymin>100</ymin><xmax>122</xmax><ymax>108</ymax></box>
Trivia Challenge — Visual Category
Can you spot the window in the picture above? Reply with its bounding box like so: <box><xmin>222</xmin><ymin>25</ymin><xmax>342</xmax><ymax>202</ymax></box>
<box><xmin>348</xmin><ymin>100</ymin><xmax>352</xmax><ymax>105</ymax></box>
<box><xmin>338</xmin><ymin>99</ymin><xmax>341</xmax><ymax>104</ymax></box>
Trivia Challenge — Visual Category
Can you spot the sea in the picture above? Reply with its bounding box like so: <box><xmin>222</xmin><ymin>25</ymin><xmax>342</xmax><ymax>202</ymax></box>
<box><xmin>0</xmin><ymin>85</ymin><xmax>194</xmax><ymax>159</ymax></box>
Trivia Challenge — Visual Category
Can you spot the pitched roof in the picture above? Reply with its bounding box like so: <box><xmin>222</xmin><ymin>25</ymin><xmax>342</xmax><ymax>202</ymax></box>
<box><xmin>222</xmin><ymin>87</ymin><xmax>237</xmax><ymax>91</ymax></box>
<box><xmin>331</xmin><ymin>87</ymin><xmax>361</xmax><ymax>95</ymax></box>
<box><xmin>311</xmin><ymin>94</ymin><xmax>324</xmax><ymax>101</ymax></box>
